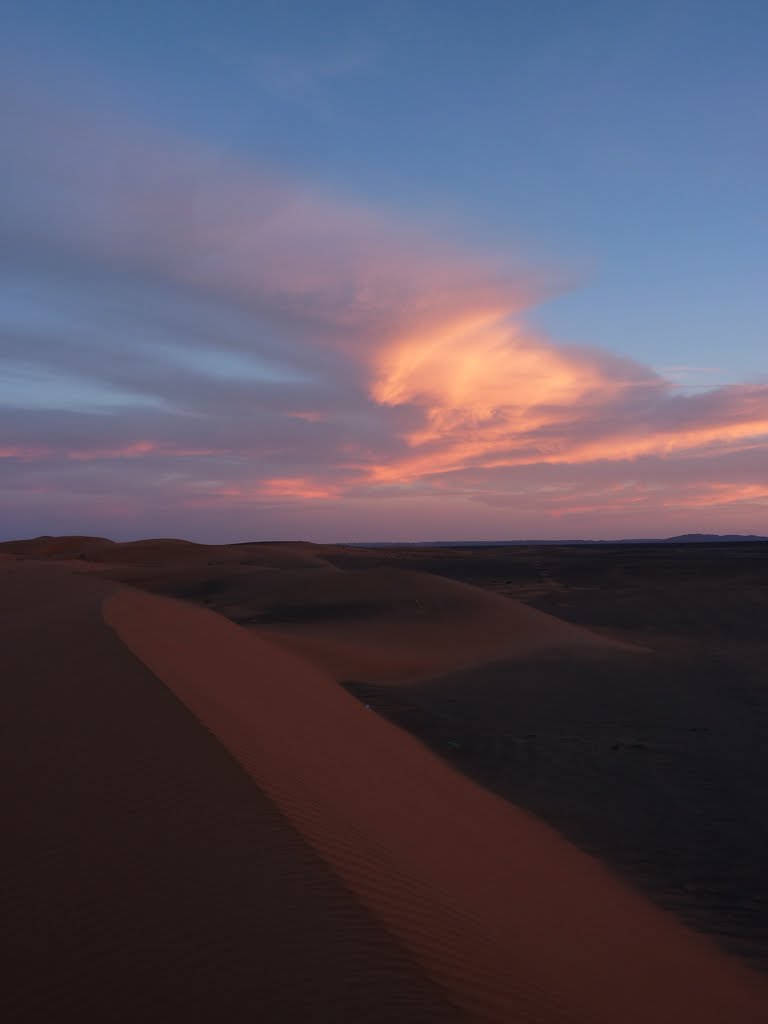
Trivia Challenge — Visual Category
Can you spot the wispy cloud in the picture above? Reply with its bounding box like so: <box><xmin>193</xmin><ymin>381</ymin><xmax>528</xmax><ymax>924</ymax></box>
<box><xmin>1</xmin><ymin>86</ymin><xmax>766</xmax><ymax>540</ymax></box>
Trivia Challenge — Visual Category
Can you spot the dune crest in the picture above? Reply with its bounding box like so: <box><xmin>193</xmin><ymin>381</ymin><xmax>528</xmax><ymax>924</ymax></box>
<box><xmin>0</xmin><ymin>535</ymin><xmax>115</xmax><ymax>558</ymax></box>
<box><xmin>105</xmin><ymin>585</ymin><xmax>768</xmax><ymax>1023</ymax></box>
<box><xmin>0</xmin><ymin>535</ymin><xmax>331</xmax><ymax>569</ymax></box>
<box><xmin>1</xmin><ymin>563</ymin><xmax>459</xmax><ymax>1020</ymax></box>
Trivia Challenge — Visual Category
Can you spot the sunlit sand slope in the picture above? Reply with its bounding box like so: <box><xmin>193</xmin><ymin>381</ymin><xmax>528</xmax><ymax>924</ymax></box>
<box><xmin>0</xmin><ymin>565</ymin><xmax>458</xmax><ymax>1023</ymax></box>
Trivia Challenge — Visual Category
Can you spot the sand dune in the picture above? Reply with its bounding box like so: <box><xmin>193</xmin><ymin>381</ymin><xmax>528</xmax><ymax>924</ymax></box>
<box><xmin>4</xmin><ymin>535</ymin><xmax>639</xmax><ymax>682</ymax></box>
<box><xmin>97</xmin><ymin>559</ymin><xmax>638</xmax><ymax>682</ymax></box>
<box><xmin>83</xmin><ymin>538</ymin><xmax>331</xmax><ymax>569</ymax></box>
<box><xmin>0</xmin><ymin>535</ymin><xmax>332</xmax><ymax>569</ymax></box>
<box><xmin>1</xmin><ymin>564</ymin><xmax>458</xmax><ymax>1022</ymax></box>
<box><xmin>5</xmin><ymin>537</ymin><xmax>768</xmax><ymax>1021</ymax></box>
<box><xmin>105</xmin><ymin>580</ymin><xmax>768</xmax><ymax>1022</ymax></box>
<box><xmin>249</xmin><ymin>566</ymin><xmax>640</xmax><ymax>682</ymax></box>
<box><xmin>0</xmin><ymin>534</ymin><xmax>115</xmax><ymax>558</ymax></box>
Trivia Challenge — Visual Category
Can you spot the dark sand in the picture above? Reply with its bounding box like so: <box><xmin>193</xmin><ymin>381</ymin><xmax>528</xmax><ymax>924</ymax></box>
<box><xmin>339</xmin><ymin>542</ymin><xmax>768</xmax><ymax>968</ymax></box>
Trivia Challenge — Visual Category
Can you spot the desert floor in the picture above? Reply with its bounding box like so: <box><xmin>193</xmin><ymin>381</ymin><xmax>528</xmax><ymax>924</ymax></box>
<box><xmin>2</xmin><ymin>535</ymin><xmax>767</xmax><ymax>1021</ymax></box>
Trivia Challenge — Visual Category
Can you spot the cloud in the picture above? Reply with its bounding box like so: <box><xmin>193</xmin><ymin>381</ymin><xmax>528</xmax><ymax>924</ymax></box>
<box><xmin>1</xmin><ymin>85</ymin><xmax>766</xmax><ymax>540</ymax></box>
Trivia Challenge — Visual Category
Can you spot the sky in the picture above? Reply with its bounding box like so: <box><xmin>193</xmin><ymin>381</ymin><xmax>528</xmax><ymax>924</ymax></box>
<box><xmin>1</xmin><ymin>0</ymin><xmax>767</xmax><ymax>542</ymax></box>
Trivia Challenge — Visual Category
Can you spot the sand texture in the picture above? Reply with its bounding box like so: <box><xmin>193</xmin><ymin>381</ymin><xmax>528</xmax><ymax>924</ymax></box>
<box><xmin>1</xmin><ymin>564</ymin><xmax>463</xmax><ymax>1022</ymax></box>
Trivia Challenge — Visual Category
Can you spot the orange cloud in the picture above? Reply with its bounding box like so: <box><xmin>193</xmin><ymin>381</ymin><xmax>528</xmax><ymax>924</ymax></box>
<box><xmin>259</xmin><ymin>477</ymin><xmax>339</xmax><ymax>500</ymax></box>
<box><xmin>0</xmin><ymin>442</ymin><xmax>220</xmax><ymax>462</ymax></box>
<box><xmin>366</xmin><ymin>301</ymin><xmax>768</xmax><ymax>492</ymax></box>
<box><xmin>287</xmin><ymin>411</ymin><xmax>329</xmax><ymax>423</ymax></box>
<box><xmin>69</xmin><ymin>442</ymin><xmax>220</xmax><ymax>461</ymax></box>
<box><xmin>547</xmin><ymin>417</ymin><xmax>768</xmax><ymax>465</ymax></box>
<box><xmin>666</xmin><ymin>482</ymin><xmax>768</xmax><ymax>509</ymax></box>
<box><xmin>548</xmin><ymin>481</ymin><xmax>768</xmax><ymax>519</ymax></box>
<box><xmin>372</xmin><ymin>311</ymin><xmax>608</xmax><ymax>423</ymax></box>
<box><xmin>67</xmin><ymin>441</ymin><xmax>159</xmax><ymax>460</ymax></box>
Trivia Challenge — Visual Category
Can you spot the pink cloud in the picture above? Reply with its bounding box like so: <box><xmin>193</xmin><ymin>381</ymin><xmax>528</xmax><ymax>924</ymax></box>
<box><xmin>67</xmin><ymin>442</ymin><xmax>219</xmax><ymax>461</ymax></box>
<box><xmin>0</xmin><ymin>446</ymin><xmax>51</xmax><ymax>461</ymax></box>
<box><xmin>66</xmin><ymin>441</ymin><xmax>160</xmax><ymax>461</ymax></box>
<box><xmin>258</xmin><ymin>477</ymin><xmax>340</xmax><ymax>501</ymax></box>
<box><xmin>0</xmin><ymin>442</ymin><xmax>221</xmax><ymax>462</ymax></box>
<box><xmin>2</xmin><ymin>88</ymin><xmax>766</xmax><ymax>539</ymax></box>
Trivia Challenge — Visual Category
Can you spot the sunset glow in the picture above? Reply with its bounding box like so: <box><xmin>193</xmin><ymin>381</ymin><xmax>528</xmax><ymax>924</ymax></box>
<box><xmin>1</xmin><ymin>3</ymin><xmax>766</xmax><ymax>541</ymax></box>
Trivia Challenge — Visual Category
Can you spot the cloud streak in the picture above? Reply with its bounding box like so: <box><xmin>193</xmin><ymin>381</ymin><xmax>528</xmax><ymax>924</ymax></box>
<box><xmin>1</xmin><ymin>86</ymin><xmax>766</xmax><ymax>540</ymax></box>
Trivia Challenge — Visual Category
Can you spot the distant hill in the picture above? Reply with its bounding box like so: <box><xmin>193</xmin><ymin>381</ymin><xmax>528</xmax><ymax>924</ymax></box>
<box><xmin>353</xmin><ymin>535</ymin><xmax>768</xmax><ymax>548</ymax></box>
<box><xmin>663</xmin><ymin>534</ymin><xmax>768</xmax><ymax>543</ymax></box>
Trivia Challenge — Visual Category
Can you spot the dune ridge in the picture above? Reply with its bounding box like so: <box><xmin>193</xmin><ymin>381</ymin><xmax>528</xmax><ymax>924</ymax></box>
<box><xmin>1</xmin><ymin>564</ymin><xmax>461</xmax><ymax>1022</ymax></box>
<box><xmin>0</xmin><ymin>535</ymin><xmax>331</xmax><ymax>568</ymax></box>
<box><xmin>105</xmin><ymin>583</ymin><xmax>768</xmax><ymax>1023</ymax></box>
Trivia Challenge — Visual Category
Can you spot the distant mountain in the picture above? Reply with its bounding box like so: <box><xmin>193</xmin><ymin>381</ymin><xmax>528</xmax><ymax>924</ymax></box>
<box><xmin>662</xmin><ymin>534</ymin><xmax>768</xmax><ymax>543</ymax></box>
<box><xmin>353</xmin><ymin>535</ymin><xmax>768</xmax><ymax>548</ymax></box>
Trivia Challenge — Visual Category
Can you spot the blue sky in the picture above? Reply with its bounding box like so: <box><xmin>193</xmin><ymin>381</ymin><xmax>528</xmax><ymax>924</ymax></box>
<box><xmin>1</xmin><ymin>0</ymin><xmax>766</xmax><ymax>540</ymax></box>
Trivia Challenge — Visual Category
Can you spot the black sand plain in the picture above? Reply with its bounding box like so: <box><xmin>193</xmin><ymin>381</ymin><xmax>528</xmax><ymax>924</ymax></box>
<box><xmin>338</xmin><ymin>542</ymin><xmax>768</xmax><ymax>969</ymax></box>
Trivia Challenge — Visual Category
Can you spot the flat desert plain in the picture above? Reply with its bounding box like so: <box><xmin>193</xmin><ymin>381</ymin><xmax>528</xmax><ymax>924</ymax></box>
<box><xmin>2</xmin><ymin>535</ymin><xmax>768</xmax><ymax>1022</ymax></box>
